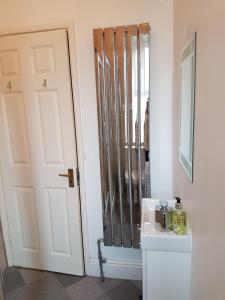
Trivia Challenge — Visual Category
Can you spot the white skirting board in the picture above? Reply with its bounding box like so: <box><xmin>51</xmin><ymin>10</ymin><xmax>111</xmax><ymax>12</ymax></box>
<box><xmin>88</xmin><ymin>258</ymin><xmax>142</xmax><ymax>280</ymax></box>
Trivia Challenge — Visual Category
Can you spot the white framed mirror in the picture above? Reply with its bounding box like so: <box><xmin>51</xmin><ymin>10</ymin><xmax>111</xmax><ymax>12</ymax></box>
<box><xmin>179</xmin><ymin>33</ymin><xmax>196</xmax><ymax>182</ymax></box>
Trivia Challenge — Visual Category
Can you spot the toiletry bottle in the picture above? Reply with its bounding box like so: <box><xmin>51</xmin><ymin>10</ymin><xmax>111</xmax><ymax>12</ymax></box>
<box><xmin>155</xmin><ymin>200</ymin><xmax>173</xmax><ymax>232</ymax></box>
<box><xmin>173</xmin><ymin>197</ymin><xmax>187</xmax><ymax>235</ymax></box>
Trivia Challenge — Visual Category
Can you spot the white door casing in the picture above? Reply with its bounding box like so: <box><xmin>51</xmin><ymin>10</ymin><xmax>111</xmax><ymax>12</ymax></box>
<box><xmin>0</xmin><ymin>29</ymin><xmax>84</xmax><ymax>275</ymax></box>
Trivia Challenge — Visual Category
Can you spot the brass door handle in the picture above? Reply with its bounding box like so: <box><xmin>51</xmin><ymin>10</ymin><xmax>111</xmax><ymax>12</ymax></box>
<box><xmin>59</xmin><ymin>169</ymin><xmax>74</xmax><ymax>187</ymax></box>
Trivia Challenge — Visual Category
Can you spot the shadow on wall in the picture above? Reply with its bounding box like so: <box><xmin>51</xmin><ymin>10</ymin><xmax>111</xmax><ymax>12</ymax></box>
<box><xmin>0</xmin><ymin>220</ymin><xmax>7</xmax><ymax>272</ymax></box>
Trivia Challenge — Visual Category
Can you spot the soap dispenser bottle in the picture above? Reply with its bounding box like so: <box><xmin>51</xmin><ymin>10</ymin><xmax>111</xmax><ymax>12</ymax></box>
<box><xmin>173</xmin><ymin>197</ymin><xmax>187</xmax><ymax>235</ymax></box>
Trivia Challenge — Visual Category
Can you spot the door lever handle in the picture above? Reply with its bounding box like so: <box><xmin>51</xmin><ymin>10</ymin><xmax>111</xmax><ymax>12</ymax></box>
<box><xmin>59</xmin><ymin>169</ymin><xmax>74</xmax><ymax>187</ymax></box>
<box><xmin>59</xmin><ymin>173</ymin><xmax>69</xmax><ymax>178</ymax></box>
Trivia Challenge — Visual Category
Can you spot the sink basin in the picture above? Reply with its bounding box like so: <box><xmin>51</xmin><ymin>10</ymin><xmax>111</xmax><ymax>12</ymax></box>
<box><xmin>141</xmin><ymin>198</ymin><xmax>192</xmax><ymax>253</ymax></box>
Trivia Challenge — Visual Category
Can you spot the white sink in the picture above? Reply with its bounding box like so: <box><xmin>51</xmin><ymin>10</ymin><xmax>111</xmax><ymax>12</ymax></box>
<box><xmin>141</xmin><ymin>198</ymin><xmax>192</xmax><ymax>253</ymax></box>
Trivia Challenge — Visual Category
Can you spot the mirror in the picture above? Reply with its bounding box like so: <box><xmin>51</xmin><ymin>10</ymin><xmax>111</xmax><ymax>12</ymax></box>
<box><xmin>179</xmin><ymin>33</ymin><xmax>196</xmax><ymax>182</ymax></box>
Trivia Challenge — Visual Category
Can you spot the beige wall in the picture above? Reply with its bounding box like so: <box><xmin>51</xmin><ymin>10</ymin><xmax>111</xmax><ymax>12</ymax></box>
<box><xmin>0</xmin><ymin>0</ymin><xmax>173</xmax><ymax>274</ymax></box>
<box><xmin>173</xmin><ymin>0</ymin><xmax>225</xmax><ymax>299</ymax></box>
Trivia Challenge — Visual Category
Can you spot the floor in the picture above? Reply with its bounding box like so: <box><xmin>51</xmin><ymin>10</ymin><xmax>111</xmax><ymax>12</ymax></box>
<box><xmin>3</xmin><ymin>267</ymin><xmax>142</xmax><ymax>300</ymax></box>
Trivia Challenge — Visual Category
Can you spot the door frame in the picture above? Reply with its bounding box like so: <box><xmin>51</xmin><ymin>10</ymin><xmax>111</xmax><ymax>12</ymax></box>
<box><xmin>0</xmin><ymin>23</ymin><xmax>90</xmax><ymax>275</ymax></box>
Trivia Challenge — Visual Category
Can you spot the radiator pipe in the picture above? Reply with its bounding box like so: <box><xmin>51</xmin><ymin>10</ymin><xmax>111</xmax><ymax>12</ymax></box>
<box><xmin>97</xmin><ymin>238</ymin><xmax>106</xmax><ymax>282</ymax></box>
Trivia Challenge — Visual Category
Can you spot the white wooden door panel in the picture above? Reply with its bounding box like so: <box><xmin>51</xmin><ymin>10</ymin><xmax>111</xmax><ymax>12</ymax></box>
<box><xmin>0</xmin><ymin>50</ymin><xmax>21</xmax><ymax>77</ymax></box>
<box><xmin>37</xmin><ymin>90</ymin><xmax>64</xmax><ymax>165</ymax></box>
<box><xmin>3</xmin><ymin>92</ymin><xmax>31</xmax><ymax>165</ymax></box>
<box><xmin>15</xmin><ymin>187</ymin><xmax>39</xmax><ymax>251</ymax></box>
<box><xmin>31</xmin><ymin>45</ymin><xmax>55</xmax><ymax>75</ymax></box>
<box><xmin>0</xmin><ymin>30</ymin><xmax>84</xmax><ymax>275</ymax></box>
<box><xmin>47</xmin><ymin>188</ymin><xmax>71</xmax><ymax>255</ymax></box>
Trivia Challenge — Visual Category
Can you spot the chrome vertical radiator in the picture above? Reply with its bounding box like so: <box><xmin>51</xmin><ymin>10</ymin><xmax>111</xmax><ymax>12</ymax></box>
<box><xmin>94</xmin><ymin>23</ymin><xmax>151</xmax><ymax>248</ymax></box>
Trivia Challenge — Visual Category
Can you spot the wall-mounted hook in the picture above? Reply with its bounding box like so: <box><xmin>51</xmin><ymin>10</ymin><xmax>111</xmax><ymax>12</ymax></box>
<box><xmin>42</xmin><ymin>79</ymin><xmax>47</xmax><ymax>88</ymax></box>
<box><xmin>6</xmin><ymin>82</ymin><xmax>12</xmax><ymax>90</ymax></box>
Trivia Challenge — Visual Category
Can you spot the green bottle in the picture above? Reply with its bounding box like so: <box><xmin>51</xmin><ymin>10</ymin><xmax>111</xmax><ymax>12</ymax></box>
<box><xmin>173</xmin><ymin>197</ymin><xmax>187</xmax><ymax>235</ymax></box>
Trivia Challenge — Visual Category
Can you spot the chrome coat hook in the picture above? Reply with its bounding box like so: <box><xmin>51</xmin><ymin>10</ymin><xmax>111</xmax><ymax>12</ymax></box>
<box><xmin>6</xmin><ymin>82</ymin><xmax>12</xmax><ymax>89</ymax></box>
<box><xmin>42</xmin><ymin>79</ymin><xmax>47</xmax><ymax>88</ymax></box>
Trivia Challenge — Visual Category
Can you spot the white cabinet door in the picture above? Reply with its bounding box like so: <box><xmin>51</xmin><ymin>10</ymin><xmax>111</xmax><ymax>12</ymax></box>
<box><xmin>0</xmin><ymin>29</ymin><xmax>84</xmax><ymax>275</ymax></box>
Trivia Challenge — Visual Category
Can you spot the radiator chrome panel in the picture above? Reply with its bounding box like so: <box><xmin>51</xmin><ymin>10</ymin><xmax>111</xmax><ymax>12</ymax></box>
<box><xmin>94</xmin><ymin>23</ymin><xmax>151</xmax><ymax>248</ymax></box>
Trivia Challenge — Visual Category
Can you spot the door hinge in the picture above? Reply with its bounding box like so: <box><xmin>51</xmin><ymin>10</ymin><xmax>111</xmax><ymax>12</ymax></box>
<box><xmin>76</xmin><ymin>168</ymin><xmax>80</xmax><ymax>186</ymax></box>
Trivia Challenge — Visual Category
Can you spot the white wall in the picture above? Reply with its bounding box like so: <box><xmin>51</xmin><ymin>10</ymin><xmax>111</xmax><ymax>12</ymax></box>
<box><xmin>173</xmin><ymin>0</ymin><xmax>225</xmax><ymax>298</ymax></box>
<box><xmin>0</xmin><ymin>0</ymin><xmax>173</xmax><ymax>278</ymax></box>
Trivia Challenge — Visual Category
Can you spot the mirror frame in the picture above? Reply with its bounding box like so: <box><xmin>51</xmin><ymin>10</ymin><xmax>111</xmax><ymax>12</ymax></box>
<box><xmin>179</xmin><ymin>33</ymin><xmax>196</xmax><ymax>182</ymax></box>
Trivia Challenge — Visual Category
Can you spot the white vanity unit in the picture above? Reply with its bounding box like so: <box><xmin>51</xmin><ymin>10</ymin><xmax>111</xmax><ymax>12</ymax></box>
<box><xmin>141</xmin><ymin>198</ymin><xmax>192</xmax><ymax>300</ymax></box>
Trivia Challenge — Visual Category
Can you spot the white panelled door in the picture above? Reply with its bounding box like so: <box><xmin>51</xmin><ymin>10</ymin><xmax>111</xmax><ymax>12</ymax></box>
<box><xmin>0</xmin><ymin>29</ymin><xmax>84</xmax><ymax>275</ymax></box>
